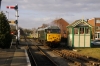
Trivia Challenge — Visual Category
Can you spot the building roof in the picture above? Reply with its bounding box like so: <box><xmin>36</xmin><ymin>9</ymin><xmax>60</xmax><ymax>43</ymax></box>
<box><xmin>88</xmin><ymin>17</ymin><xmax>100</xmax><ymax>20</ymax></box>
<box><xmin>67</xmin><ymin>19</ymin><xmax>93</xmax><ymax>28</ymax></box>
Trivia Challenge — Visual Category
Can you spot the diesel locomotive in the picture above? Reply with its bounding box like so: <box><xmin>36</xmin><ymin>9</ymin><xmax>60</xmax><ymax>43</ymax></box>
<box><xmin>37</xmin><ymin>26</ymin><xmax>61</xmax><ymax>47</ymax></box>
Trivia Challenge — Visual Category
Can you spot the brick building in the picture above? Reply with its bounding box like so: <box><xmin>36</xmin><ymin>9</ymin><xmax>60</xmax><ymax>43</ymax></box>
<box><xmin>88</xmin><ymin>18</ymin><xmax>100</xmax><ymax>40</ymax></box>
<box><xmin>52</xmin><ymin>18</ymin><xmax>69</xmax><ymax>38</ymax></box>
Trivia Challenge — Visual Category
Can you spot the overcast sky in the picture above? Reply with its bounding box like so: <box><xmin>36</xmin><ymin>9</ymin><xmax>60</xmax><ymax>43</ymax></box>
<box><xmin>1</xmin><ymin>0</ymin><xmax>100</xmax><ymax>29</ymax></box>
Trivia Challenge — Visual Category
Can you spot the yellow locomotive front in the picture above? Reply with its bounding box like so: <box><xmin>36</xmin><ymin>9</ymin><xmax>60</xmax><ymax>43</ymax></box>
<box><xmin>45</xmin><ymin>27</ymin><xmax>61</xmax><ymax>47</ymax></box>
<box><xmin>47</xmin><ymin>33</ymin><xmax>61</xmax><ymax>42</ymax></box>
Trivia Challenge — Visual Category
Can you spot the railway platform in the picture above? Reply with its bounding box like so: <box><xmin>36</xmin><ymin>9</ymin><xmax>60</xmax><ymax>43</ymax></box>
<box><xmin>0</xmin><ymin>42</ymin><xmax>31</xmax><ymax>66</ymax></box>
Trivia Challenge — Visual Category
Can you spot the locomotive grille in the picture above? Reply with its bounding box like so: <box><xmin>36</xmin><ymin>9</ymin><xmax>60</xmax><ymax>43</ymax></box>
<box><xmin>47</xmin><ymin>34</ymin><xmax>61</xmax><ymax>42</ymax></box>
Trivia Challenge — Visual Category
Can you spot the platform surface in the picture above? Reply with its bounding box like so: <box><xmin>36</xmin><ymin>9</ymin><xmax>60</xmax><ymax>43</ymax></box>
<box><xmin>0</xmin><ymin>48</ymin><xmax>30</xmax><ymax>66</ymax></box>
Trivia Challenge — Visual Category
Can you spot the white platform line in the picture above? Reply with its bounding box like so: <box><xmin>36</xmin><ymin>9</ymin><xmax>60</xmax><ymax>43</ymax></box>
<box><xmin>25</xmin><ymin>49</ymin><xmax>31</xmax><ymax>66</ymax></box>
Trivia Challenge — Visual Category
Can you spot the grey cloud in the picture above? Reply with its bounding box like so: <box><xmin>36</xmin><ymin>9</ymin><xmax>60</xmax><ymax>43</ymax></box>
<box><xmin>21</xmin><ymin>0</ymin><xmax>100</xmax><ymax>13</ymax></box>
<box><xmin>3</xmin><ymin>0</ymin><xmax>100</xmax><ymax>13</ymax></box>
<box><xmin>2</xmin><ymin>0</ymin><xmax>100</xmax><ymax>29</ymax></box>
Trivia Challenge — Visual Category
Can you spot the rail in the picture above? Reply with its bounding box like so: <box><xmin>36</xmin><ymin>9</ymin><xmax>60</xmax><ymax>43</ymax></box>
<box><xmin>24</xmin><ymin>38</ymin><xmax>58</xmax><ymax>66</ymax></box>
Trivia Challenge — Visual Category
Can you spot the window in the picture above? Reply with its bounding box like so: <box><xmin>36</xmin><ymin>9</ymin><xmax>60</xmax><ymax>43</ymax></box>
<box><xmin>80</xmin><ymin>27</ymin><xmax>84</xmax><ymax>34</ymax></box>
<box><xmin>95</xmin><ymin>33</ymin><xmax>97</xmax><ymax>38</ymax></box>
<box><xmin>46</xmin><ymin>29</ymin><xmax>60</xmax><ymax>33</ymax></box>
<box><xmin>95</xmin><ymin>33</ymin><xmax>100</xmax><ymax>39</ymax></box>
<box><xmin>85</xmin><ymin>27</ymin><xmax>89</xmax><ymax>34</ymax></box>
<box><xmin>96</xmin><ymin>20</ymin><xmax>100</xmax><ymax>23</ymax></box>
<box><xmin>96</xmin><ymin>26</ymin><xmax>100</xmax><ymax>30</ymax></box>
<box><xmin>79</xmin><ymin>27</ymin><xmax>90</xmax><ymax>34</ymax></box>
<box><xmin>74</xmin><ymin>28</ymin><xmax>78</xmax><ymax>34</ymax></box>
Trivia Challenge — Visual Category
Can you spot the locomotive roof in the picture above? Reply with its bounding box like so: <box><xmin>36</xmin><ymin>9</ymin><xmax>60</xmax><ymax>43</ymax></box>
<box><xmin>37</xmin><ymin>26</ymin><xmax>60</xmax><ymax>31</ymax></box>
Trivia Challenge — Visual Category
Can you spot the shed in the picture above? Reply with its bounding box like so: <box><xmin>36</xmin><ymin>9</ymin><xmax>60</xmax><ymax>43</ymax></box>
<box><xmin>67</xmin><ymin>19</ymin><xmax>92</xmax><ymax>48</ymax></box>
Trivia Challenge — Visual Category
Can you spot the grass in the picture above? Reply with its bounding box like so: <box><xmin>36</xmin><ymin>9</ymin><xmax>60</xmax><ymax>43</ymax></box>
<box><xmin>75</xmin><ymin>48</ymin><xmax>100</xmax><ymax>59</ymax></box>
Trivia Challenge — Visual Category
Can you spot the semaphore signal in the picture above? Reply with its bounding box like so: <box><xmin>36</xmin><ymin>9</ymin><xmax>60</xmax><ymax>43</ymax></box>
<box><xmin>6</xmin><ymin>6</ymin><xmax>14</xmax><ymax>9</ymax></box>
<box><xmin>6</xmin><ymin>4</ymin><xmax>19</xmax><ymax>48</ymax></box>
<box><xmin>11</xmin><ymin>32</ymin><xmax>14</xmax><ymax>35</ymax></box>
<box><xmin>6</xmin><ymin>5</ymin><xmax>18</xmax><ymax>10</ymax></box>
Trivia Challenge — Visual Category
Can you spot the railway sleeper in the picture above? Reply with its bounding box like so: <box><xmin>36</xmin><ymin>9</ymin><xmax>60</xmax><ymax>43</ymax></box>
<box><xmin>63</xmin><ymin>53</ymin><xmax>78</xmax><ymax>58</ymax></box>
<box><xmin>53</xmin><ymin>50</ymin><xmax>66</xmax><ymax>57</ymax></box>
<box><xmin>74</xmin><ymin>61</ymin><xmax>81</xmax><ymax>66</ymax></box>
<box><xmin>53</xmin><ymin>50</ymin><xmax>58</xmax><ymax>52</ymax></box>
<box><xmin>67</xmin><ymin>58</ymin><xmax>75</xmax><ymax>63</ymax></box>
<box><xmin>61</xmin><ymin>53</ymin><xmax>67</xmax><ymax>57</ymax></box>
<box><xmin>77</xmin><ymin>57</ymin><xmax>89</xmax><ymax>62</ymax></box>
<box><xmin>62</xmin><ymin>53</ymin><xmax>70</xmax><ymax>58</ymax></box>
<box><xmin>88</xmin><ymin>57</ymin><xmax>100</xmax><ymax>62</ymax></box>
<box><xmin>55</xmin><ymin>51</ymin><xmax>61</xmax><ymax>55</ymax></box>
<box><xmin>64</xmin><ymin>56</ymin><xmax>77</xmax><ymax>63</ymax></box>
<box><xmin>65</xmin><ymin>52</ymin><xmax>81</xmax><ymax>58</ymax></box>
<box><xmin>72</xmin><ymin>55</ymin><xmax>78</xmax><ymax>58</ymax></box>
<box><xmin>69</xmin><ymin>54</ymin><xmax>78</xmax><ymax>58</ymax></box>
<box><xmin>58</xmin><ymin>51</ymin><xmax>68</xmax><ymax>57</ymax></box>
<box><xmin>59</xmin><ymin>53</ymin><xmax>63</xmax><ymax>57</ymax></box>
<box><xmin>89</xmin><ymin>61</ymin><xmax>100</xmax><ymax>66</ymax></box>
<box><xmin>55</xmin><ymin>51</ymin><xmax>64</xmax><ymax>57</ymax></box>
<box><xmin>64</xmin><ymin>55</ymin><xmax>83</xmax><ymax>66</ymax></box>
<box><xmin>65</xmin><ymin>54</ymin><xmax>71</xmax><ymax>57</ymax></box>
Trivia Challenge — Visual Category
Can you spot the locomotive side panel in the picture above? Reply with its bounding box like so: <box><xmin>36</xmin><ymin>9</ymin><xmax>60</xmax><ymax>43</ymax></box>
<box><xmin>38</xmin><ymin>30</ymin><xmax>46</xmax><ymax>41</ymax></box>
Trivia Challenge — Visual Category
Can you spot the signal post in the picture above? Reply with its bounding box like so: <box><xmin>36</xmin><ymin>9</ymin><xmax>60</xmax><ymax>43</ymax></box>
<box><xmin>7</xmin><ymin>4</ymin><xmax>20</xmax><ymax>49</ymax></box>
<box><xmin>15</xmin><ymin>4</ymin><xmax>19</xmax><ymax>48</ymax></box>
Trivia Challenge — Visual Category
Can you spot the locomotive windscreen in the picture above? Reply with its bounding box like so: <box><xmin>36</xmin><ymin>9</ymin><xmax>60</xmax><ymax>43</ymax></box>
<box><xmin>45</xmin><ymin>29</ymin><xmax>60</xmax><ymax>33</ymax></box>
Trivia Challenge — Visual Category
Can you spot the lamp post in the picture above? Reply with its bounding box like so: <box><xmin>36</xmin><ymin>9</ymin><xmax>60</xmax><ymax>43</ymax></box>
<box><xmin>6</xmin><ymin>11</ymin><xmax>9</xmax><ymax>20</ymax></box>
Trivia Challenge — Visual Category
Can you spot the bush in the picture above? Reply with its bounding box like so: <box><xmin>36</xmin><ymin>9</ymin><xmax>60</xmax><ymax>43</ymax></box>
<box><xmin>0</xmin><ymin>11</ymin><xmax>12</xmax><ymax>49</ymax></box>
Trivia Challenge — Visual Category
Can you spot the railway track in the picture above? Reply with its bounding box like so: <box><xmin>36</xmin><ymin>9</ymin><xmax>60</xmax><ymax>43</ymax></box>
<box><xmin>24</xmin><ymin>38</ymin><xmax>100</xmax><ymax>66</ymax></box>
<box><xmin>52</xmin><ymin>49</ymin><xmax>100</xmax><ymax>66</ymax></box>
<box><xmin>34</xmin><ymin>38</ymin><xmax>100</xmax><ymax>66</ymax></box>
<box><xmin>26</xmin><ymin>39</ymin><xmax>58</xmax><ymax>66</ymax></box>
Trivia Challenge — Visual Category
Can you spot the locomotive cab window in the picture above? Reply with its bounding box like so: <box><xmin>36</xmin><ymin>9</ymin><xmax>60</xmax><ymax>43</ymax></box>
<box><xmin>51</xmin><ymin>29</ymin><xmax>60</xmax><ymax>33</ymax></box>
<box><xmin>45</xmin><ymin>29</ymin><xmax>60</xmax><ymax>33</ymax></box>
<box><xmin>45</xmin><ymin>29</ymin><xmax>51</xmax><ymax>33</ymax></box>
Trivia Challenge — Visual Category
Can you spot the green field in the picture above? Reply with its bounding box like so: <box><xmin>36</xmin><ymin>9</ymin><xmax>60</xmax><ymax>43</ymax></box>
<box><xmin>75</xmin><ymin>48</ymin><xmax>100</xmax><ymax>59</ymax></box>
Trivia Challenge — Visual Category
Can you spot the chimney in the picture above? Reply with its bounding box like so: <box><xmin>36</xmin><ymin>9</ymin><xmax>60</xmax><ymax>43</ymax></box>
<box><xmin>87</xmin><ymin>19</ymin><xmax>89</xmax><ymax>22</ymax></box>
